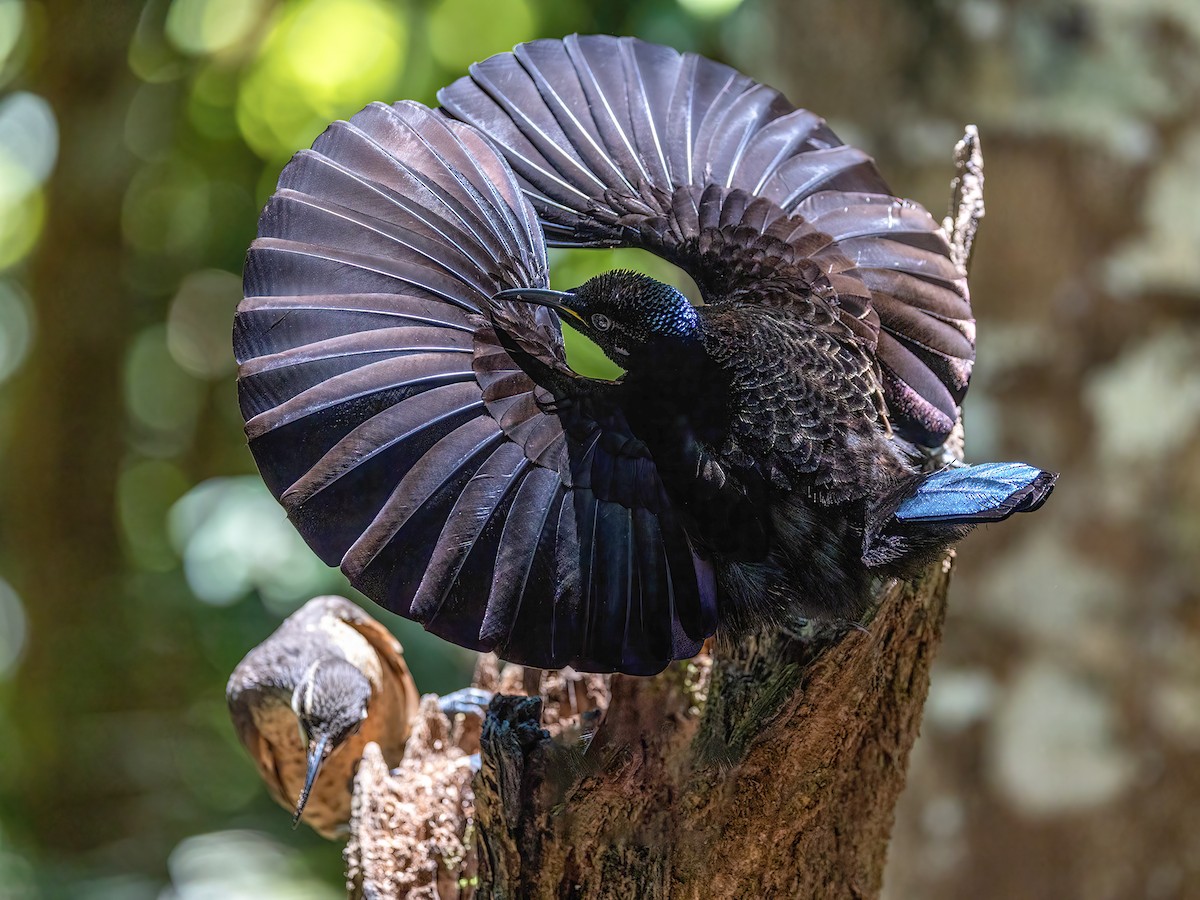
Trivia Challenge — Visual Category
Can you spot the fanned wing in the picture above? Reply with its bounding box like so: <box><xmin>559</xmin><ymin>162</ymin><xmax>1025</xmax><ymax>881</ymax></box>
<box><xmin>236</xmin><ymin>100</ymin><xmax>714</xmax><ymax>674</ymax></box>
<box><xmin>438</xmin><ymin>34</ymin><xmax>974</xmax><ymax>446</ymax></box>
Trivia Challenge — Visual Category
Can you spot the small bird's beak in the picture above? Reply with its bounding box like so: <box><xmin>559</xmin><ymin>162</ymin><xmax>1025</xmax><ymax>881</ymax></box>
<box><xmin>492</xmin><ymin>287</ymin><xmax>586</xmax><ymax>325</ymax></box>
<box><xmin>292</xmin><ymin>732</ymin><xmax>330</xmax><ymax>827</ymax></box>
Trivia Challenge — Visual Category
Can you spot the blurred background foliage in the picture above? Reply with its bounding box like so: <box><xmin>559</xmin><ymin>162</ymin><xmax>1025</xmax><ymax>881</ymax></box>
<box><xmin>0</xmin><ymin>0</ymin><xmax>1196</xmax><ymax>897</ymax></box>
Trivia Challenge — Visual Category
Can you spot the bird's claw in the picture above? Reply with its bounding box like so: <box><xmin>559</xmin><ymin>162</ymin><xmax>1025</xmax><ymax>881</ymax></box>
<box><xmin>534</xmin><ymin>395</ymin><xmax>572</xmax><ymax>414</ymax></box>
<box><xmin>438</xmin><ymin>687</ymin><xmax>494</xmax><ymax>718</ymax></box>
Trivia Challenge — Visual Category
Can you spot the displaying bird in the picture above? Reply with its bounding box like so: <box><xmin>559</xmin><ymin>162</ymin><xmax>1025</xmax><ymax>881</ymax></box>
<box><xmin>227</xmin><ymin>595</ymin><xmax>420</xmax><ymax>837</ymax></box>
<box><xmin>235</xmin><ymin>35</ymin><xmax>1056</xmax><ymax>677</ymax></box>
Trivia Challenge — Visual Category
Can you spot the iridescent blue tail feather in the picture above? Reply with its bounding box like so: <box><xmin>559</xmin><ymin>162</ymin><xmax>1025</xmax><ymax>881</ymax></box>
<box><xmin>864</xmin><ymin>462</ymin><xmax>1057</xmax><ymax>569</ymax></box>
<box><xmin>894</xmin><ymin>462</ymin><xmax>1057</xmax><ymax>524</ymax></box>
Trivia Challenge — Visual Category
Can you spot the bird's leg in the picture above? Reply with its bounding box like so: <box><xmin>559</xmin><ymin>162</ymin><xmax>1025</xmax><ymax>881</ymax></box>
<box><xmin>434</xmin><ymin>688</ymin><xmax>494</xmax><ymax>773</ymax></box>
<box><xmin>437</xmin><ymin>687</ymin><xmax>494</xmax><ymax>718</ymax></box>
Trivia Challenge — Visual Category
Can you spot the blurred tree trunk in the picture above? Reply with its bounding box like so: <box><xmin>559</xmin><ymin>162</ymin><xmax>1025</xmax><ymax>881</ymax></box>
<box><xmin>756</xmin><ymin>4</ymin><xmax>1200</xmax><ymax>900</ymax></box>
<box><xmin>1</xmin><ymin>2</ymin><xmax>141</xmax><ymax>853</ymax></box>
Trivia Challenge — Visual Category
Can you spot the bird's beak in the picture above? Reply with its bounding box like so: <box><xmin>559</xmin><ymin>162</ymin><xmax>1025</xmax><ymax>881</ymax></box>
<box><xmin>492</xmin><ymin>287</ymin><xmax>586</xmax><ymax>325</ymax></box>
<box><xmin>292</xmin><ymin>732</ymin><xmax>330</xmax><ymax>827</ymax></box>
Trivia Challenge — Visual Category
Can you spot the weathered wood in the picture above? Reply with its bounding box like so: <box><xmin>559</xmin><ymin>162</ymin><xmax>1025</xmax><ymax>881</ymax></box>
<box><xmin>346</xmin><ymin>558</ymin><xmax>953</xmax><ymax>899</ymax></box>
<box><xmin>484</xmin><ymin>560</ymin><xmax>951</xmax><ymax>899</ymax></box>
<box><xmin>345</xmin><ymin>697</ymin><xmax>479</xmax><ymax>900</ymax></box>
<box><xmin>944</xmin><ymin>126</ymin><xmax>986</xmax><ymax>279</ymax></box>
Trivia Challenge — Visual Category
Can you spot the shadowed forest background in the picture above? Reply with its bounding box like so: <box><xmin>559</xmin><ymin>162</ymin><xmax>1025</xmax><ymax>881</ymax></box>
<box><xmin>0</xmin><ymin>0</ymin><xmax>1198</xmax><ymax>897</ymax></box>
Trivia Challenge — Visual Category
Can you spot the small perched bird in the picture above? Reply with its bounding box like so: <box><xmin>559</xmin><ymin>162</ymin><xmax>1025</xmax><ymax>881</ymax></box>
<box><xmin>227</xmin><ymin>595</ymin><xmax>420</xmax><ymax>837</ymax></box>
<box><xmin>235</xmin><ymin>36</ymin><xmax>1055</xmax><ymax>676</ymax></box>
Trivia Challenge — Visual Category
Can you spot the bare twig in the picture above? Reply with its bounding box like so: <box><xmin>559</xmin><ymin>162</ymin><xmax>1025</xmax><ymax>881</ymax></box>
<box><xmin>943</xmin><ymin>124</ymin><xmax>985</xmax><ymax>278</ymax></box>
<box><xmin>940</xmin><ymin>126</ymin><xmax>985</xmax><ymax>463</ymax></box>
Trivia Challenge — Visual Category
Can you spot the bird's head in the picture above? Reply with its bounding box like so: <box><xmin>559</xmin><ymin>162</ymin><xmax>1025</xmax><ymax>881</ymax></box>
<box><xmin>288</xmin><ymin>657</ymin><xmax>371</xmax><ymax>826</ymax></box>
<box><xmin>495</xmin><ymin>270</ymin><xmax>699</xmax><ymax>368</ymax></box>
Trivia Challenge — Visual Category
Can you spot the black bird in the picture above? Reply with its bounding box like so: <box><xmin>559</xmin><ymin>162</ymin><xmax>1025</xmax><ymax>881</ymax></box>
<box><xmin>235</xmin><ymin>36</ymin><xmax>1055</xmax><ymax>676</ymax></box>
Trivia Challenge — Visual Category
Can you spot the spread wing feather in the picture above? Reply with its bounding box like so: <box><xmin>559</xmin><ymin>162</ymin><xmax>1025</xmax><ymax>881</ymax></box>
<box><xmin>237</xmin><ymin>100</ymin><xmax>714</xmax><ymax>674</ymax></box>
<box><xmin>438</xmin><ymin>35</ymin><xmax>974</xmax><ymax>445</ymax></box>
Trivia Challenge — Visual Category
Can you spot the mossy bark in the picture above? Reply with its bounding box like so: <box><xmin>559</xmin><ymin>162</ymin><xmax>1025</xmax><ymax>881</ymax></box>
<box><xmin>477</xmin><ymin>561</ymin><xmax>952</xmax><ymax>899</ymax></box>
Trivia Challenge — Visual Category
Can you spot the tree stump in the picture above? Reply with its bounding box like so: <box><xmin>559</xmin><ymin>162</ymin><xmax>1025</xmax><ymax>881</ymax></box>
<box><xmin>346</xmin><ymin>560</ymin><xmax>954</xmax><ymax>899</ymax></box>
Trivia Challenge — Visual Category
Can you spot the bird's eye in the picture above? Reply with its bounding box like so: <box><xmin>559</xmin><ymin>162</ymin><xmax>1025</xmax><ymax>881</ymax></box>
<box><xmin>591</xmin><ymin>313</ymin><xmax>612</xmax><ymax>332</ymax></box>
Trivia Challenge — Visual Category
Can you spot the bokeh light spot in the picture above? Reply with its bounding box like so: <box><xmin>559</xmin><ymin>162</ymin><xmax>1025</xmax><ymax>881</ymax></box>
<box><xmin>124</xmin><ymin>325</ymin><xmax>205</xmax><ymax>452</ymax></box>
<box><xmin>169</xmin><ymin>477</ymin><xmax>343</xmax><ymax>609</ymax></box>
<box><xmin>0</xmin><ymin>1</ymin><xmax>25</xmax><ymax>76</ymax></box>
<box><xmin>0</xmin><ymin>91</ymin><xmax>57</xmax><ymax>184</ymax></box>
<box><xmin>0</xmin><ymin>824</ymin><xmax>36</xmax><ymax>900</ymax></box>
<box><xmin>167</xmin><ymin>268</ymin><xmax>241</xmax><ymax>379</ymax></box>
<box><xmin>0</xmin><ymin>577</ymin><xmax>27</xmax><ymax>679</ymax></box>
<box><xmin>427</xmin><ymin>0</ymin><xmax>536</xmax><ymax>72</ymax></box>
<box><xmin>129</xmin><ymin>0</ymin><xmax>188</xmax><ymax>83</ymax></box>
<box><xmin>164</xmin><ymin>830</ymin><xmax>341</xmax><ymax>899</ymax></box>
<box><xmin>675</xmin><ymin>0</ymin><xmax>745</xmax><ymax>19</ymax></box>
<box><xmin>166</xmin><ymin>0</ymin><xmax>267</xmax><ymax>57</ymax></box>
<box><xmin>236</xmin><ymin>0</ymin><xmax>407</xmax><ymax>160</ymax></box>
<box><xmin>118</xmin><ymin>458</ymin><xmax>191</xmax><ymax>571</ymax></box>
<box><xmin>187</xmin><ymin>64</ymin><xmax>241</xmax><ymax>140</ymax></box>
<box><xmin>176</xmin><ymin>700</ymin><xmax>264</xmax><ymax>813</ymax></box>
<box><xmin>0</xmin><ymin>280</ymin><xmax>33</xmax><ymax>383</ymax></box>
<box><xmin>124</xmin><ymin>81</ymin><xmax>180</xmax><ymax>162</ymax></box>
<box><xmin>0</xmin><ymin>179</ymin><xmax>43</xmax><ymax>270</ymax></box>
<box><xmin>0</xmin><ymin>91</ymin><xmax>55</xmax><ymax>269</ymax></box>
<box><xmin>122</xmin><ymin>160</ymin><xmax>211</xmax><ymax>263</ymax></box>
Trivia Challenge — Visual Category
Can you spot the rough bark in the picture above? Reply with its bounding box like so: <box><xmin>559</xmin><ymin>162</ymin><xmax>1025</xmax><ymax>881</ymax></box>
<box><xmin>347</xmin><ymin>561</ymin><xmax>953</xmax><ymax>899</ymax></box>
<box><xmin>345</xmin><ymin>697</ymin><xmax>479</xmax><ymax>900</ymax></box>
<box><xmin>344</xmin><ymin>130</ymin><xmax>981</xmax><ymax>899</ymax></box>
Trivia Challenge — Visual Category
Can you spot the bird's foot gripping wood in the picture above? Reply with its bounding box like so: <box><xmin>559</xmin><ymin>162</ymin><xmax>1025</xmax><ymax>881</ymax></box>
<box><xmin>345</xmin><ymin>661</ymin><xmax>612</xmax><ymax>899</ymax></box>
<box><xmin>438</xmin><ymin>688</ymin><xmax>495</xmax><ymax>722</ymax></box>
